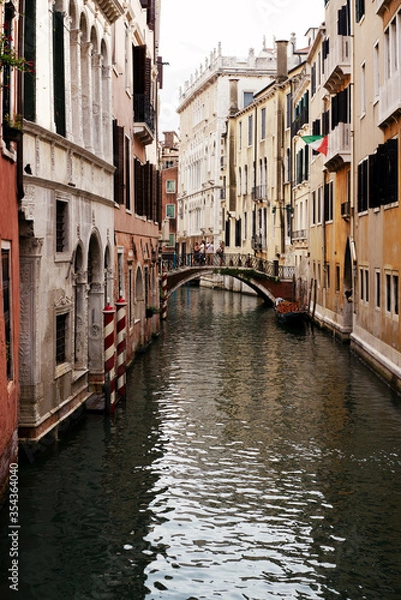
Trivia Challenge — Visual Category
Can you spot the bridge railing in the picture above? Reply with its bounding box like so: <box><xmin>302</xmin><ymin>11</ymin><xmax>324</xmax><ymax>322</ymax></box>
<box><xmin>162</xmin><ymin>253</ymin><xmax>295</xmax><ymax>280</ymax></box>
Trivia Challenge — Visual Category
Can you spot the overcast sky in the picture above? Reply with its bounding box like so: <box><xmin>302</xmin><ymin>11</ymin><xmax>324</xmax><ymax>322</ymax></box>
<box><xmin>158</xmin><ymin>0</ymin><xmax>324</xmax><ymax>135</ymax></box>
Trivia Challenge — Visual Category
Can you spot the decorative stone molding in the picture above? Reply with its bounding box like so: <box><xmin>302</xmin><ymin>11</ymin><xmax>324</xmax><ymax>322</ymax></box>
<box><xmin>54</xmin><ymin>289</ymin><xmax>73</xmax><ymax>312</ymax></box>
<box><xmin>96</xmin><ymin>0</ymin><xmax>124</xmax><ymax>24</ymax></box>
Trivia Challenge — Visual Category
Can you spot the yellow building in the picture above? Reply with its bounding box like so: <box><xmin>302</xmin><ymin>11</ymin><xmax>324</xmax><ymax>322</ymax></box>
<box><xmin>223</xmin><ymin>40</ymin><xmax>308</xmax><ymax>267</ymax></box>
<box><xmin>351</xmin><ymin>0</ymin><xmax>401</xmax><ymax>391</ymax></box>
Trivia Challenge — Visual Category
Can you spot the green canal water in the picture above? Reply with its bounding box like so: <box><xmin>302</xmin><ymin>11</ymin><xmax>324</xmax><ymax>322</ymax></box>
<box><xmin>1</xmin><ymin>286</ymin><xmax>401</xmax><ymax>599</ymax></box>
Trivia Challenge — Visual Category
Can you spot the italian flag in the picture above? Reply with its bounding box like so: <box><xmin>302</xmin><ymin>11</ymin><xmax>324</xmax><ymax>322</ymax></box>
<box><xmin>301</xmin><ymin>135</ymin><xmax>328</xmax><ymax>156</ymax></box>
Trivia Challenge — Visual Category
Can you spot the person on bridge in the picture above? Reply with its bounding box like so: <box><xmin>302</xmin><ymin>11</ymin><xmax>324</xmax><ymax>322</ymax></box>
<box><xmin>216</xmin><ymin>242</ymin><xmax>224</xmax><ymax>266</ymax></box>
<box><xmin>206</xmin><ymin>240</ymin><xmax>215</xmax><ymax>265</ymax></box>
<box><xmin>193</xmin><ymin>242</ymin><xmax>200</xmax><ymax>265</ymax></box>
<box><xmin>198</xmin><ymin>240</ymin><xmax>206</xmax><ymax>264</ymax></box>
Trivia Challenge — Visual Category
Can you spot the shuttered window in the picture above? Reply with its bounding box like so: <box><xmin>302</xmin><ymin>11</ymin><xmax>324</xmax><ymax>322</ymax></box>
<box><xmin>24</xmin><ymin>0</ymin><xmax>36</xmax><ymax>121</ymax></box>
<box><xmin>53</xmin><ymin>10</ymin><xmax>66</xmax><ymax>136</ymax></box>
<box><xmin>113</xmin><ymin>120</ymin><xmax>125</xmax><ymax>205</ymax></box>
<box><xmin>2</xmin><ymin>248</ymin><xmax>12</xmax><ymax>380</ymax></box>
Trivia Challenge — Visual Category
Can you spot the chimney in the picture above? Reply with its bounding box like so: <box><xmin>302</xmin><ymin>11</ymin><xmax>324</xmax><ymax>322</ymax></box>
<box><xmin>229</xmin><ymin>79</ymin><xmax>239</xmax><ymax>116</ymax></box>
<box><xmin>276</xmin><ymin>40</ymin><xmax>288</xmax><ymax>83</ymax></box>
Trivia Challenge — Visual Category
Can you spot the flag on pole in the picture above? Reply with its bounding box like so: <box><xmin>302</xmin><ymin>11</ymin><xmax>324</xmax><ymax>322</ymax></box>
<box><xmin>301</xmin><ymin>135</ymin><xmax>328</xmax><ymax>156</ymax></box>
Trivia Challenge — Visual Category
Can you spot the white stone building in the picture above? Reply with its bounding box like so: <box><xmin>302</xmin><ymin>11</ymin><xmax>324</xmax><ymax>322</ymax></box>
<box><xmin>18</xmin><ymin>0</ymin><xmax>122</xmax><ymax>443</ymax></box>
<box><xmin>176</xmin><ymin>39</ymin><xmax>308</xmax><ymax>263</ymax></box>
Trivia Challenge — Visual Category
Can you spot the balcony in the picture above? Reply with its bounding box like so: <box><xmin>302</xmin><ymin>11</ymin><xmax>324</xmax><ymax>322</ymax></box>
<box><xmin>323</xmin><ymin>36</ymin><xmax>352</xmax><ymax>94</ymax></box>
<box><xmin>251</xmin><ymin>184</ymin><xmax>267</xmax><ymax>202</ymax></box>
<box><xmin>324</xmin><ymin>122</ymin><xmax>351</xmax><ymax>172</ymax></box>
<box><xmin>292</xmin><ymin>229</ymin><xmax>308</xmax><ymax>241</ymax></box>
<box><xmin>133</xmin><ymin>94</ymin><xmax>155</xmax><ymax>145</ymax></box>
<box><xmin>378</xmin><ymin>71</ymin><xmax>401</xmax><ymax>128</ymax></box>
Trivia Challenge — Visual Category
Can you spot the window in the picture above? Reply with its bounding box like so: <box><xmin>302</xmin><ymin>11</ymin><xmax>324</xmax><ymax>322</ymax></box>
<box><xmin>261</xmin><ymin>107</ymin><xmax>266</xmax><ymax>140</ymax></box>
<box><xmin>386</xmin><ymin>273</ymin><xmax>391</xmax><ymax>312</ymax></box>
<box><xmin>376</xmin><ymin>270</ymin><xmax>381</xmax><ymax>308</ymax></box>
<box><xmin>244</xmin><ymin>92</ymin><xmax>253</xmax><ymax>107</ymax></box>
<box><xmin>358</xmin><ymin>139</ymin><xmax>398</xmax><ymax>212</ymax></box>
<box><xmin>360</xmin><ymin>62</ymin><xmax>366</xmax><ymax>116</ymax></box>
<box><xmin>169</xmin><ymin>234</ymin><xmax>175</xmax><ymax>247</ymax></box>
<box><xmin>166</xmin><ymin>204</ymin><xmax>175</xmax><ymax>218</ymax></box>
<box><xmin>338</xmin><ymin>2</ymin><xmax>351</xmax><ymax>35</ymax></box>
<box><xmin>357</xmin><ymin>158</ymin><xmax>368</xmax><ymax>212</ymax></box>
<box><xmin>235</xmin><ymin>218</ymin><xmax>241</xmax><ymax>247</ymax></box>
<box><xmin>312</xmin><ymin>191</ymin><xmax>316</xmax><ymax>225</ymax></box>
<box><xmin>386</xmin><ymin>271</ymin><xmax>400</xmax><ymax>316</ymax></box>
<box><xmin>355</xmin><ymin>0</ymin><xmax>365</xmax><ymax>23</ymax></box>
<box><xmin>56</xmin><ymin>200</ymin><xmax>68</xmax><ymax>252</ymax></box>
<box><xmin>360</xmin><ymin>267</ymin><xmax>369</xmax><ymax>303</ymax></box>
<box><xmin>117</xmin><ymin>249</ymin><xmax>124</xmax><ymax>297</ymax></box>
<box><xmin>317</xmin><ymin>186</ymin><xmax>323</xmax><ymax>224</ymax></box>
<box><xmin>125</xmin><ymin>135</ymin><xmax>131</xmax><ymax>210</ymax></box>
<box><xmin>336</xmin><ymin>265</ymin><xmax>341</xmax><ymax>293</ymax></box>
<box><xmin>239</xmin><ymin>121</ymin><xmax>242</xmax><ymax>150</ymax></box>
<box><xmin>56</xmin><ymin>313</ymin><xmax>68</xmax><ymax>365</ymax></box>
<box><xmin>23</xmin><ymin>0</ymin><xmax>36</xmax><ymax>121</ymax></box>
<box><xmin>166</xmin><ymin>180</ymin><xmax>176</xmax><ymax>193</ymax></box>
<box><xmin>53</xmin><ymin>9</ymin><xmax>66</xmax><ymax>136</ymax></box>
<box><xmin>373</xmin><ymin>43</ymin><xmax>380</xmax><ymax>101</ymax></box>
<box><xmin>365</xmin><ymin>269</ymin><xmax>369</xmax><ymax>302</ymax></box>
<box><xmin>324</xmin><ymin>181</ymin><xmax>334</xmax><ymax>222</ymax></box>
<box><xmin>248</xmin><ymin>115</ymin><xmax>253</xmax><ymax>146</ymax></box>
<box><xmin>286</xmin><ymin>93</ymin><xmax>292</xmax><ymax>128</ymax></box>
<box><xmin>326</xmin><ymin>264</ymin><xmax>330</xmax><ymax>289</ymax></box>
<box><xmin>1</xmin><ymin>246</ymin><xmax>13</xmax><ymax>380</ymax></box>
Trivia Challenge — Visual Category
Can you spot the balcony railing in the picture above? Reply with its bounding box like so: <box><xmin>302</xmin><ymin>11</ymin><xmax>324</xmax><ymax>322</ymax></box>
<box><xmin>378</xmin><ymin>71</ymin><xmax>401</xmax><ymax>128</ymax></box>
<box><xmin>292</xmin><ymin>229</ymin><xmax>307</xmax><ymax>241</ymax></box>
<box><xmin>323</xmin><ymin>36</ymin><xmax>351</xmax><ymax>93</ymax></box>
<box><xmin>251</xmin><ymin>185</ymin><xmax>267</xmax><ymax>201</ymax></box>
<box><xmin>162</xmin><ymin>252</ymin><xmax>295</xmax><ymax>280</ymax></box>
<box><xmin>133</xmin><ymin>94</ymin><xmax>155</xmax><ymax>144</ymax></box>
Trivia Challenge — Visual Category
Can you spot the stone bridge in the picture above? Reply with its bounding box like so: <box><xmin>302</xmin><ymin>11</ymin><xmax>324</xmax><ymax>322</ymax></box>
<box><xmin>162</xmin><ymin>253</ymin><xmax>295</xmax><ymax>304</ymax></box>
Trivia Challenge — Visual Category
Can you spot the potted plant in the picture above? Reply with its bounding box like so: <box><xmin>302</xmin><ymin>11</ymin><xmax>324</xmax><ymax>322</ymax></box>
<box><xmin>2</xmin><ymin>113</ymin><xmax>23</xmax><ymax>142</ymax></box>
<box><xmin>146</xmin><ymin>306</ymin><xmax>161</xmax><ymax>318</ymax></box>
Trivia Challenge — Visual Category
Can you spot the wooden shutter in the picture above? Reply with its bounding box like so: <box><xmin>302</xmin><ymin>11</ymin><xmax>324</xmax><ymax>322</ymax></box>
<box><xmin>53</xmin><ymin>10</ymin><xmax>66</xmax><ymax>136</ymax></box>
<box><xmin>113</xmin><ymin>120</ymin><xmax>125</xmax><ymax>205</ymax></box>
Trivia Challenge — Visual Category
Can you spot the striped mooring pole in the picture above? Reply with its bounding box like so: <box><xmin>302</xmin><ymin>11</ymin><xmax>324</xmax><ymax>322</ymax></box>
<box><xmin>115</xmin><ymin>295</ymin><xmax>127</xmax><ymax>400</ymax></box>
<box><xmin>103</xmin><ymin>302</ymin><xmax>116</xmax><ymax>412</ymax></box>
<box><xmin>161</xmin><ymin>266</ymin><xmax>168</xmax><ymax>320</ymax></box>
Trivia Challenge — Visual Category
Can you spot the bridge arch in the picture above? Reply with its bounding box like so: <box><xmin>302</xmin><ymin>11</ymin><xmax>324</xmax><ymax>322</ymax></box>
<box><xmin>166</xmin><ymin>266</ymin><xmax>293</xmax><ymax>305</ymax></box>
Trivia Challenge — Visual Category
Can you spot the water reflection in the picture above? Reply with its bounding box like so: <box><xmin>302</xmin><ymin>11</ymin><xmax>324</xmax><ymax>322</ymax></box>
<box><xmin>1</xmin><ymin>287</ymin><xmax>401</xmax><ymax>599</ymax></box>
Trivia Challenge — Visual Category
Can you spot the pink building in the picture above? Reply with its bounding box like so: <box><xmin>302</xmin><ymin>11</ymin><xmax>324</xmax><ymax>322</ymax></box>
<box><xmin>0</xmin><ymin>0</ymin><xmax>21</xmax><ymax>504</ymax></box>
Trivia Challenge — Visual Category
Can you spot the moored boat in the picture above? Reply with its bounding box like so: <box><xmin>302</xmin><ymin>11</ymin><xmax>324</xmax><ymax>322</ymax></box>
<box><xmin>274</xmin><ymin>298</ymin><xmax>307</xmax><ymax>325</ymax></box>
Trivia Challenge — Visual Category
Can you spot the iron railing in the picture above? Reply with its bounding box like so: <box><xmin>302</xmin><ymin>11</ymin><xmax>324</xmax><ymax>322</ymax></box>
<box><xmin>162</xmin><ymin>253</ymin><xmax>295</xmax><ymax>280</ymax></box>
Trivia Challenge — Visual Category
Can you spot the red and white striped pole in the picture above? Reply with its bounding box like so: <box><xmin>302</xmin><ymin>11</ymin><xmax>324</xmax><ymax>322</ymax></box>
<box><xmin>103</xmin><ymin>302</ymin><xmax>116</xmax><ymax>412</ymax></box>
<box><xmin>161</xmin><ymin>266</ymin><xmax>168</xmax><ymax>320</ymax></box>
<box><xmin>115</xmin><ymin>295</ymin><xmax>127</xmax><ymax>400</ymax></box>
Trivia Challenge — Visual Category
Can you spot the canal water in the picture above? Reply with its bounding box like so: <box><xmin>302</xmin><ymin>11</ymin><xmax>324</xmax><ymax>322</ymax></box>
<box><xmin>1</xmin><ymin>286</ymin><xmax>401</xmax><ymax>600</ymax></box>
